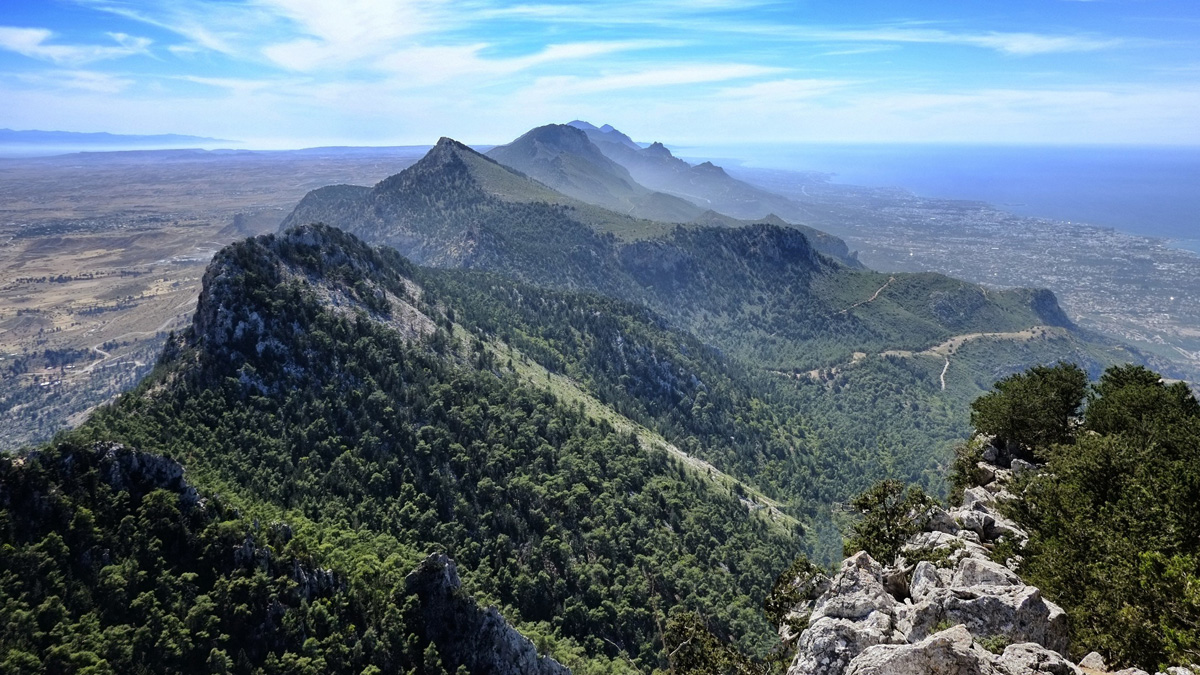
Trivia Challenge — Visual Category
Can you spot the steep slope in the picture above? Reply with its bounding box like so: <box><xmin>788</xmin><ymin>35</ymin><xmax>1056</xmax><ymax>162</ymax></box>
<box><xmin>74</xmin><ymin>224</ymin><xmax>806</xmax><ymax>669</ymax></box>
<box><xmin>0</xmin><ymin>441</ymin><xmax>568</xmax><ymax>675</ymax></box>
<box><xmin>486</xmin><ymin>124</ymin><xmax>705</xmax><ymax>223</ymax></box>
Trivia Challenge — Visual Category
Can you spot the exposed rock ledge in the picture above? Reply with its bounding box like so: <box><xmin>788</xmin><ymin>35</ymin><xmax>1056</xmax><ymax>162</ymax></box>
<box><xmin>406</xmin><ymin>553</ymin><xmax>570</xmax><ymax>675</ymax></box>
<box><xmin>782</xmin><ymin>440</ymin><xmax>1198</xmax><ymax>675</ymax></box>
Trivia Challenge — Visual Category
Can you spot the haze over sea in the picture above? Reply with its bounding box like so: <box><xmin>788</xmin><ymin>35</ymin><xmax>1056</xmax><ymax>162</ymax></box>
<box><xmin>688</xmin><ymin>144</ymin><xmax>1200</xmax><ymax>255</ymax></box>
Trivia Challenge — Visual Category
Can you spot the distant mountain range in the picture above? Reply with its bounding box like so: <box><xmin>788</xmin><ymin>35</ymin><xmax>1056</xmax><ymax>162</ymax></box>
<box><xmin>566</xmin><ymin>120</ymin><xmax>834</xmax><ymax>224</ymax></box>
<box><xmin>0</xmin><ymin>128</ymin><xmax>232</xmax><ymax>147</ymax></box>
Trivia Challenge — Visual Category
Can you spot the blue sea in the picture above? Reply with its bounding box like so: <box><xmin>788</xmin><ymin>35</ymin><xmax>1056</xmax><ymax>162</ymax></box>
<box><xmin>683</xmin><ymin>143</ymin><xmax>1200</xmax><ymax>254</ymax></box>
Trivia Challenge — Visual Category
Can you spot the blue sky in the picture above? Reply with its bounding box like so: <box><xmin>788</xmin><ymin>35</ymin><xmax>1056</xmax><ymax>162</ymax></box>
<box><xmin>0</xmin><ymin>0</ymin><xmax>1198</xmax><ymax>147</ymax></box>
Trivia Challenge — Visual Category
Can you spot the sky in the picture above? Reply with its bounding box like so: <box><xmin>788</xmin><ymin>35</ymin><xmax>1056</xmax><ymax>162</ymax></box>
<box><xmin>0</xmin><ymin>0</ymin><xmax>1198</xmax><ymax>147</ymax></box>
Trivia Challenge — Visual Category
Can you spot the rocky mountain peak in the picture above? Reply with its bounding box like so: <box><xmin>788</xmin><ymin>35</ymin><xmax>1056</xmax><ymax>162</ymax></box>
<box><xmin>503</xmin><ymin>123</ymin><xmax>606</xmax><ymax>161</ymax></box>
<box><xmin>695</xmin><ymin>160</ymin><xmax>728</xmax><ymax>176</ymax></box>
<box><xmin>644</xmin><ymin>141</ymin><xmax>674</xmax><ymax>157</ymax></box>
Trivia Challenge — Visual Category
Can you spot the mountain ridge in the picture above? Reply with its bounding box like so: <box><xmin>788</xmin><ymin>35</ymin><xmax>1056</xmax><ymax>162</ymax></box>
<box><xmin>486</xmin><ymin>124</ymin><xmax>706</xmax><ymax>223</ymax></box>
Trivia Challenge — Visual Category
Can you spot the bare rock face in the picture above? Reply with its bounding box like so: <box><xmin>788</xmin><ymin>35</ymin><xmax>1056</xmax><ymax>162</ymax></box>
<box><xmin>405</xmin><ymin>553</ymin><xmax>570</xmax><ymax>675</ymax></box>
<box><xmin>784</xmin><ymin>438</ymin><xmax>1071</xmax><ymax>675</ymax></box>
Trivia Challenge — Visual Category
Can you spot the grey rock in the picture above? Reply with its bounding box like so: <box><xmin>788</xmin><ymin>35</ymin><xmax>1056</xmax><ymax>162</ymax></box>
<box><xmin>790</xmin><ymin>616</ymin><xmax>893</xmax><ymax>675</ymax></box>
<box><xmin>910</xmin><ymin>561</ymin><xmax>943</xmax><ymax>602</ymax></box>
<box><xmin>959</xmin><ymin>529</ymin><xmax>984</xmax><ymax>544</ymax></box>
<box><xmin>988</xmin><ymin>514</ymin><xmax>1030</xmax><ymax>543</ymax></box>
<box><xmin>953</xmin><ymin>557</ymin><xmax>1022</xmax><ymax>588</ymax></box>
<box><xmin>1110</xmin><ymin>670</ymin><xmax>1150</xmax><ymax>675</ymax></box>
<box><xmin>929</xmin><ymin>506</ymin><xmax>961</xmax><ymax>534</ymax></box>
<box><xmin>812</xmin><ymin>552</ymin><xmax>896</xmax><ymax>622</ymax></box>
<box><xmin>1010</xmin><ymin>458</ymin><xmax>1037</xmax><ymax>476</ymax></box>
<box><xmin>903</xmin><ymin>584</ymin><xmax>1069</xmax><ymax>654</ymax></box>
<box><xmin>963</xmin><ymin>486</ymin><xmax>997</xmax><ymax>508</ymax></box>
<box><xmin>904</xmin><ymin>530</ymin><xmax>990</xmax><ymax>563</ymax></box>
<box><xmin>953</xmin><ymin>508</ymin><xmax>996</xmax><ymax>538</ymax></box>
<box><xmin>996</xmin><ymin>642</ymin><xmax>1080</xmax><ymax>674</ymax></box>
<box><xmin>1078</xmin><ymin>652</ymin><xmax>1107</xmax><ymax>671</ymax></box>
<box><xmin>844</xmin><ymin>625</ymin><xmax>999</xmax><ymax>675</ymax></box>
<box><xmin>883</xmin><ymin>564</ymin><xmax>911</xmax><ymax>601</ymax></box>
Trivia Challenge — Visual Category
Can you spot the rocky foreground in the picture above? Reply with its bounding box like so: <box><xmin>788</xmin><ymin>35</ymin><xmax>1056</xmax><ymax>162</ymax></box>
<box><xmin>780</xmin><ymin>444</ymin><xmax>1197</xmax><ymax>675</ymax></box>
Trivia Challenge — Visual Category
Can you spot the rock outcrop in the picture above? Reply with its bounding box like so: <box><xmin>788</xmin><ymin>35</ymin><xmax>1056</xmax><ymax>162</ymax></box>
<box><xmin>406</xmin><ymin>553</ymin><xmax>570</xmax><ymax>675</ymax></box>
<box><xmin>782</xmin><ymin>439</ymin><xmax>1197</xmax><ymax>675</ymax></box>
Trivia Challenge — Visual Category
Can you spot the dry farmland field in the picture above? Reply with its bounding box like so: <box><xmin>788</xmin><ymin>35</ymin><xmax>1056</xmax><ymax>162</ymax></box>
<box><xmin>0</xmin><ymin>147</ymin><xmax>427</xmax><ymax>449</ymax></box>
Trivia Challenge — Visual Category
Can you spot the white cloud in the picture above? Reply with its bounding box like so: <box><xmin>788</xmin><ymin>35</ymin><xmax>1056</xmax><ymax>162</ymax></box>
<box><xmin>257</xmin><ymin>0</ymin><xmax>447</xmax><ymax>70</ymax></box>
<box><xmin>12</xmin><ymin>69</ymin><xmax>135</xmax><ymax>93</ymax></box>
<box><xmin>372</xmin><ymin>40</ymin><xmax>680</xmax><ymax>85</ymax></box>
<box><xmin>716</xmin><ymin>78</ymin><xmax>852</xmax><ymax>103</ymax></box>
<box><xmin>0</xmin><ymin>26</ymin><xmax>151</xmax><ymax>65</ymax></box>
<box><xmin>766</xmin><ymin>26</ymin><xmax>1123</xmax><ymax>56</ymax></box>
<box><xmin>528</xmin><ymin>64</ymin><xmax>783</xmax><ymax>96</ymax></box>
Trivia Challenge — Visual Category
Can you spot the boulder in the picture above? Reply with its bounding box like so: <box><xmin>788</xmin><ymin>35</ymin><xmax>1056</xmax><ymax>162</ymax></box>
<box><xmin>844</xmin><ymin>625</ymin><xmax>998</xmax><ymax>675</ymax></box>
<box><xmin>952</xmin><ymin>508</ymin><xmax>996</xmax><ymax>538</ymax></box>
<box><xmin>996</xmin><ymin>642</ymin><xmax>1080</xmax><ymax>674</ymax></box>
<box><xmin>929</xmin><ymin>506</ymin><xmax>961</xmax><ymax>534</ymax></box>
<box><xmin>954</xmin><ymin>557</ymin><xmax>1022</xmax><ymax>588</ymax></box>
<box><xmin>963</xmin><ymin>486</ymin><xmax>997</xmax><ymax>508</ymax></box>
<box><xmin>812</xmin><ymin>552</ymin><xmax>896</xmax><ymax>622</ymax></box>
<box><xmin>900</xmin><ymin>584</ymin><xmax>1069</xmax><ymax>654</ymax></box>
<box><xmin>1010</xmin><ymin>458</ymin><xmax>1036</xmax><ymax>476</ymax></box>
<box><xmin>1077</xmin><ymin>652</ymin><xmax>1106</xmax><ymax>671</ymax></box>
<box><xmin>976</xmin><ymin>461</ymin><xmax>998</xmax><ymax>486</ymax></box>
<box><xmin>790</xmin><ymin>615</ymin><xmax>894</xmax><ymax>675</ymax></box>
<box><xmin>910</xmin><ymin>561</ymin><xmax>943</xmax><ymax>602</ymax></box>
<box><xmin>904</xmin><ymin>530</ymin><xmax>990</xmax><ymax>563</ymax></box>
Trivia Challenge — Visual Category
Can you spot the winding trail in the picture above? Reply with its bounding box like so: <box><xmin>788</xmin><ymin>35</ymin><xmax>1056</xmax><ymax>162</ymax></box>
<box><xmin>778</xmin><ymin>326</ymin><xmax>1057</xmax><ymax>389</ymax></box>
<box><xmin>838</xmin><ymin>276</ymin><xmax>895</xmax><ymax>315</ymax></box>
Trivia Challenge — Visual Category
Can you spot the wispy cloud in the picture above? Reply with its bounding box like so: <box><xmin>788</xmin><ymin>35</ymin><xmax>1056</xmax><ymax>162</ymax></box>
<box><xmin>474</xmin><ymin>6</ymin><xmax>1126</xmax><ymax>56</ymax></box>
<box><xmin>530</xmin><ymin>64</ymin><xmax>782</xmax><ymax>96</ymax></box>
<box><xmin>258</xmin><ymin>0</ymin><xmax>446</xmax><ymax>70</ymax></box>
<box><xmin>716</xmin><ymin>78</ymin><xmax>853</xmax><ymax>103</ymax></box>
<box><xmin>0</xmin><ymin>26</ymin><xmax>151</xmax><ymax>65</ymax></box>
<box><xmin>841</xmin><ymin>27</ymin><xmax>1123</xmax><ymax>55</ymax></box>
<box><xmin>12</xmin><ymin>68</ymin><xmax>135</xmax><ymax>92</ymax></box>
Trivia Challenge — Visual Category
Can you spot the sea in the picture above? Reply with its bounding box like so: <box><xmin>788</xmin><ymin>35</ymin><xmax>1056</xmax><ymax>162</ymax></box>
<box><xmin>682</xmin><ymin>143</ymin><xmax>1200</xmax><ymax>255</ymax></box>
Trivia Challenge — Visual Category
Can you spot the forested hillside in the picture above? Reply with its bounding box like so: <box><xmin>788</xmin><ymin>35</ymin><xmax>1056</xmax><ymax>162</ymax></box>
<box><xmin>278</xmin><ymin>136</ymin><xmax>1145</xmax><ymax>512</ymax></box>
<box><xmin>47</xmin><ymin>224</ymin><xmax>805</xmax><ymax>672</ymax></box>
